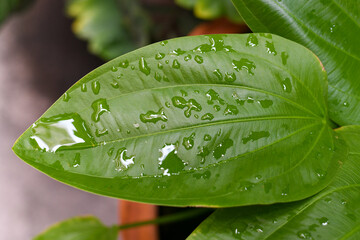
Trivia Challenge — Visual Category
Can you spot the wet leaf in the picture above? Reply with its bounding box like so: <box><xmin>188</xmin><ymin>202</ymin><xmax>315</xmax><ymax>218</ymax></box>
<box><xmin>187</xmin><ymin>125</ymin><xmax>360</xmax><ymax>240</ymax></box>
<box><xmin>34</xmin><ymin>216</ymin><xmax>117</xmax><ymax>240</ymax></box>
<box><xmin>13</xmin><ymin>34</ymin><xmax>346</xmax><ymax>207</ymax></box>
<box><xmin>232</xmin><ymin>0</ymin><xmax>360</xmax><ymax>125</ymax></box>
<box><xmin>66</xmin><ymin>0</ymin><xmax>150</xmax><ymax>61</ymax></box>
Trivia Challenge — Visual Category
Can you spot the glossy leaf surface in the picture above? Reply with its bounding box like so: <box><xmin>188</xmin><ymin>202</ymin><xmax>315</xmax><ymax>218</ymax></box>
<box><xmin>188</xmin><ymin>125</ymin><xmax>360</xmax><ymax>239</ymax></box>
<box><xmin>66</xmin><ymin>0</ymin><xmax>150</xmax><ymax>61</ymax></box>
<box><xmin>34</xmin><ymin>216</ymin><xmax>117</xmax><ymax>240</ymax></box>
<box><xmin>232</xmin><ymin>0</ymin><xmax>360</xmax><ymax>126</ymax></box>
<box><xmin>14</xmin><ymin>34</ymin><xmax>345</xmax><ymax>207</ymax></box>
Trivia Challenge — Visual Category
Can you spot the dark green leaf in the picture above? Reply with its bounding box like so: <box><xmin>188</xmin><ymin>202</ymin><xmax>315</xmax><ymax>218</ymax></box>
<box><xmin>66</xmin><ymin>0</ymin><xmax>150</xmax><ymax>61</ymax></box>
<box><xmin>13</xmin><ymin>34</ymin><xmax>346</xmax><ymax>207</ymax></box>
<box><xmin>187</xmin><ymin>125</ymin><xmax>360</xmax><ymax>240</ymax></box>
<box><xmin>0</xmin><ymin>0</ymin><xmax>32</xmax><ymax>25</ymax></box>
<box><xmin>232</xmin><ymin>0</ymin><xmax>360</xmax><ymax>125</ymax></box>
<box><xmin>34</xmin><ymin>216</ymin><xmax>118</xmax><ymax>240</ymax></box>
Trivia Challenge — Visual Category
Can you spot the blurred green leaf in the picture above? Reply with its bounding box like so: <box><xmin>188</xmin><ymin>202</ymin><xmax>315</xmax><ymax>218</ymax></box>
<box><xmin>66</xmin><ymin>0</ymin><xmax>150</xmax><ymax>61</ymax></box>
<box><xmin>176</xmin><ymin>0</ymin><xmax>244</xmax><ymax>24</ymax></box>
<box><xmin>34</xmin><ymin>216</ymin><xmax>118</xmax><ymax>240</ymax></box>
<box><xmin>0</xmin><ymin>0</ymin><xmax>32</xmax><ymax>26</ymax></box>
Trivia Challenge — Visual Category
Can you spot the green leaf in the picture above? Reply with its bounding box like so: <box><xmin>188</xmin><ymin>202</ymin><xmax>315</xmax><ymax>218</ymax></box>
<box><xmin>0</xmin><ymin>0</ymin><xmax>31</xmax><ymax>25</ymax></box>
<box><xmin>231</xmin><ymin>0</ymin><xmax>360</xmax><ymax>125</ymax></box>
<box><xmin>187</xmin><ymin>125</ymin><xmax>360</xmax><ymax>240</ymax></box>
<box><xmin>66</xmin><ymin>0</ymin><xmax>150</xmax><ymax>61</ymax></box>
<box><xmin>13</xmin><ymin>34</ymin><xmax>346</xmax><ymax>207</ymax></box>
<box><xmin>34</xmin><ymin>216</ymin><xmax>118</xmax><ymax>240</ymax></box>
<box><xmin>176</xmin><ymin>0</ymin><xmax>244</xmax><ymax>23</ymax></box>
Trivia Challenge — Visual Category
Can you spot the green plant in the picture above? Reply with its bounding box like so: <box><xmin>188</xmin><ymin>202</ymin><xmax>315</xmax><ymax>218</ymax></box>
<box><xmin>175</xmin><ymin>0</ymin><xmax>243</xmax><ymax>23</ymax></box>
<box><xmin>13</xmin><ymin>0</ymin><xmax>360</xmax><ymax>239</ymax></box>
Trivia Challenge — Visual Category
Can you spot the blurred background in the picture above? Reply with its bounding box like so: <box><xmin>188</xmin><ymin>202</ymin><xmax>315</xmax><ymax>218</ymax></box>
<box><xmin>0</xmin><ymin>0</ymin><xmax>247</xmax><ymax>239</ymax></box>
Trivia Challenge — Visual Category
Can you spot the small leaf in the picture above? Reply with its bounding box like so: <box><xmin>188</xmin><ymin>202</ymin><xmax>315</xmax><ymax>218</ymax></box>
<box><xmin>187</xmin><ymin>125</ymin><xmax>360</xmax><ymax>240</ymax></box>
<box><xmin>13</xmin><ymin>34</ymin><xmax>346</xmax><ymax>207</ymax></box>
<box><xmin>34</xmin><ymin>216</ymin><xmax>118</xmax><ymax>240</ymax></box>
<box><xmin>232</xmin><ymin>0</ymin><xmax>360</xmax><ymax>125</ymax></box>
<box><xmin>66</xmin><ymin>0</ymin><xmax>150</xmax><ymax>61</ymax></box>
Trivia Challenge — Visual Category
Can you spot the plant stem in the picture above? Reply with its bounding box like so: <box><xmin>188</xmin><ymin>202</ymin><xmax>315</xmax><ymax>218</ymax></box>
<box><xmin>117</xmin><ymin>208</ymin><xmax>211</xmax><ymax>230</ymax></box>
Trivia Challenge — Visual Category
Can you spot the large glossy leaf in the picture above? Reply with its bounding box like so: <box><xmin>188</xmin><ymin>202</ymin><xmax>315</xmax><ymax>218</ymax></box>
<box><xmin>0</xmin><ymin>0</ymin><xmax>31</xmax><ymax>25</ymax></box>
<box><xmin>34</xmin><ymin>216</ymin><xmax>118</xmax><ymax>240</ymax></box>
<box><xmin>13</xmin><ymin>34</ymin><xmax>346</xmax><ymax>207</ymax></box>
<box><xmin>66</xmin><ymin>0</ymin><xmax>150</xmax><ymax>61</ymax></box>
<box><xmin>232</xmin><ymin>0</ymin><xmax>360</xmax><ymax>126</ymax></box>
<box><xmin>187</xmin><ymin>125</ymin><xmax>360</xmax><ymax>239</ymax></box>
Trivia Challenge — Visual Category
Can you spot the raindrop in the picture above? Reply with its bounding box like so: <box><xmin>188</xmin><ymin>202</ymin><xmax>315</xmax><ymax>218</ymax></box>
<box><xmin>172</xmin><ymin>59</ymin><xmax>180</xmax><ymax>69</ymax></box>
<box><xmin>171</xmin><ymin>48</ymin><xmax>186</xmax><ymax>56</ymax></box>
<box><xmin>111</xmin><ymin>66</ymin><xmax>117</xmax><ymax>72</ymax></box>
<box><xmin>63</xmin><ymin>92</ymin><xmax>70</xmax><ymax>102</ymax></box>
<box><xmin>182</xmin><ymin>133</ymin><xmax>195</xmax><ymax>150</ymax></box>
<box><xmin>213</xmin><ymin>138</ymin><xmax>234</xmax><ymax>159</ymax></box>
<box><xmin>213</xmin><ymin>69</ymin><xmax>223</xmax><ymax>80</ymax></box>
<box><xmin>225</xmin><ymin>72</ymin><xmax>236</xmax><ymax>82</ymax></box>
<box><xmin>81</xmin><ymin>83</ymin><xmax>87</xmax><ymax>92</ymax></box>
<box><xmin>111</xmin><ymin>81</ymin><xmax>119</xmax><ymax>89</ymax></box>
<box><xmin>206</xmin><ymin>89</ymin><xmax>225</xmax><ymax>105</ymax></box>
<box><xmin>281</xmin><ymin>51</ymin><xmax>289</xmax><ymax>65</ymax></box>
<box><xmin>201</xmin><ymin>113</ymin><xmax>214</xmax><ymax>121</ymax></box>
<box><xmin>197</xmin><ymin>146</ymin><xmax>210</xmax><ymax>163</ymax></box>
<box><xmin>232</xmin><ymin>58</ymin><xmax>256</xmax><ymax>75</ymax></box>
<box><xmin>72</xmin><ymin>153</ymin><xmax>81</xmax><ymax>168</ymax></box>
<box><xmin>154</xmin><ymin>72</ymin><xmax>162</xmax><ymax>81</ymax></box>
<box><xmin>139</xmin><ymin>57</ymin><xmax>151</xmax><ymax>76</ymax></box>
<box><xmin>155</xmin><ymin>52</ymin><xmax>165</xmax><ymax>60</ymax></box>
<box><xmin>158</xmin><ymin>143</ymin><xmax>185</xmax><ymax>174</ymax></box>
<box><xmin>318</xmin><ymin>217</ymin><xmax>329</xmax><ymax>226</ymax></box>
<box><xmin>265</xmin><ymin>41</ymin><xmax>277</xmax><ymax>55</ymax></box>
<box><xmin>172</xmin><ymin>96</ymin><xmax>202</xmax><ymax>118</ymax></box>
<box><xmin>91</xmin><ymin>98</ymin><xmax>110</xmax><ymax>122</ymax></box>
<box><xmin>160</xmin><ymin>40</ymin><xmax>168</xmax><ymax>46</ymax></box>
<box><xmin>246</xmin><ymin>34</ymin><xmax>259</xmax><ymax>47</ymax></box>
<box><xmin>242</xmin><ymin>131</ymin><xmax>270</xmax><ymax>144</ymax></box>
<box><xmin>258</xmin><ymin>99</ymin><xmax>273</xmax><ymax>108</ymax></box>
<box><xmin>95</xmin><ymin>128</ymin><xmax>108</xmax><ymax>137</ymax></box>
<box><xmin>114</xmin><ymin>148</ymin><xmax>135</xmax><ymax>171</ymax></box>
<box><xmin>204</xmin><ymin>134</ymin><xmax>212</xmax><ymax>141</ymax></box>
<box><xmin>281</xmin><ymin>77</ymin><xmax>292</xmax><ymax>93</ymax></box>
<box><xmin>91</xmin><ymin>80</ymin><xmax>100</xmax><ymax>95</ymax></box>
<box><xmin>194</xmin><ymin>55</ymin><xmax>203</xmax><ymax>64</ymax></box>
<box><xmin>184</xmin><ymin>54</ymin><xmax>192</xmax><ymax>61</ymax></box>
<box><xmin>119</xmin><ymin>60</ymin><xmax>129</xmax><ymax>68</ymax></box>
<box><xmin>140</xmin><ymin>107</ymin><xmax>168</xmax><ymax>123</ymax></box>
<box><xmin>29</xmin><ymin>113</ymin><xmax>95</xmax><ymax>152</ymax></box>
<box><xmin>224</xmin><ymin>105</ymin><xmax>238</xmax><ymax>115</ymax></box>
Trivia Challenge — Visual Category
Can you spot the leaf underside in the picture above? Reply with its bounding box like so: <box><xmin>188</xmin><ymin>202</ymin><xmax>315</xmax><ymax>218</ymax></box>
<box><xmin>13</xmin><ymin>34</ymin><xmax>346</xmax><ymax>207</ymax></box>
<box><xmin>232</xmin><ymin>0</ymin><xmax>360</xmax><ymax>126</ymax></box>
<box><xmin>187</xmin><ymin>125</ymin><xmax>360</xmax><ymax>240</ymax></box>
